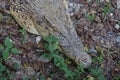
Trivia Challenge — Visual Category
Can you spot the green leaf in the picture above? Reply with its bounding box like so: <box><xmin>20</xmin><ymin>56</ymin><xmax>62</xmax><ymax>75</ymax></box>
<box><xmin>2</xmin><ymin>48</ymin><xmax>9</xmax><ymax>59</ymax></box>
<box><xmin>54</xmin><ymin>55</ymin><xmax>64</xmax><ymax>67</ymax></box>
<box><xmin>0</xmin><ymin>63</ymin><xmax>6</xmax><ymax>72</ymax></box>
<box><xmin>87</xmin><ymin>14</ymin><xmax>95</xmax><ymax>21</ymax></box>
<box><xmin>4</xmin><ymin>37</ymin><xmax>13</xmax><ymax>49</ymax></box>
<box><xmin>48</xmin><ymin>43</ymin><xmax>54</xmax><ymax>53</ymax></box>
<box><xmin>53</xmin><ymin>43</ymin><xmax>59</xmax><ymax>51</ymax></box>
<box><xmin>0</xmin><ymin>45</ymin><xmax>4</xmax><ymax>50</ymax></box>
<box><xmin>0</xmin><ymin>13</ymin><xmax>3</xmax><ymax>21</ymax></box>
<box><xmin>22</xmin><ymin>76</ymin><xmax>29</xmax><ymax>80</ymax></box>
<box><xmin>102</xmin><ymin>3</ymin><xmax>111</xmax><ymax>14</ymax></box>
<box><xmin>11</xmin><ymin>48</ymin><xmax>19</xmax><ymax>54</ymax></box>
<box><xmin>12</xmin><ymin>63</ymin><xmax>21</xmax><ymax>70</ymax></box>
<box><xmin>40</xmin><ymin>53</ymin><xmax>53</xmax><ymax>61</ymax></box>
<box><xmin>6</xmin><ymin>69</ymin><xmax>10</xmax><ymax>74</ymax></box>
<box><xmin>87</xmin><ymin>0</ymin><xmax>92</xmax><ymax>3</ymax></box>
<box><xmin>43</xmin><ymin>35</ymin><xmax>58</xmax><ymax>43</ymax></box>
<box><xmin>98</xmin><ymin>75</ymin><xmax>107</xmax><ymax>80</ymax></box>
<box><xmin>76</xmin><ymin>63</ymin><xmax>85</xmax><ymax>73</ymax></box>
<box><xmin>39</xmin><ymin>74</ymin><xmax>45</xmax><ymax>80</ymax></box>
<box><xmin>0</xmin><ymin>78</ymin><xmax>7</xmax><ymax>80</ymax></box>
<box><xmin>90</xmin><ymin>68</ymin><xmax>103</xmax><ymax>77</ymax></box>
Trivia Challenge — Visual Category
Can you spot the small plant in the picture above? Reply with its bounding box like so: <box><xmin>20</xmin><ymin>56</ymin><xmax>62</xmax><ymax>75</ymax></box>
<box><xmin>86</xmin><ymin>13</ymin><xmax>95</xmax><ymax>22</ymax></box>
<box><xmin>101</xmin><ymin>2</ymin><xmax>112</xmax><ymax>22</ymax></box>
<box><xmin>0</xmin><ymin>13</ymin><xmax>3</xmax><ymax>21</ymax></box>
<box><xmin>22</xmin><ymin>75</ymin><xmax>29</xmax><ymax>80</ymax></box>
<box><xmin>89</xmin><ymin>67</ymin><xmax>107</xmax><ymax>80</ymax></box>
<box><xmin>73</xmin><ymin>63</ymin><xmax>85</xmax><ymax>80</ymax></box>
<box><xmin>39</xmin><ymin>74</ymin><xmax>45</xmax><ymax>80</ymax></box>
<box><xmin>0</xmin><ymin>37</ymin><xmax>19</xmax><ymax>60</ymax></box>
<box><xmin>92</xmin><ymin>46</ymin><xmax>104</xmax><ymax>64</ymax></box>
<box><xmin>0</xmin><ymin>37</ymin><xmax>19</xmax><ymax>79</ymax></box>
<box><xmin>40</xmin><ymin>35</ymin><xmax>74</xmax><ymax>79</ymax></box>
<box><xmin>19</xmin><ymin>27</ymin><xmax>27</xmax><ymax>43</ymax></box>
<box><xmin>0</xmin><ymin>64</ymin><xmax>14</xmax><ymax>80</ymax></box>
<box><xmin>114</xmin><ymin>76</ymin><xmax>120</xmax><ymax>80</ymax></box>
<box><xmin>97</xmin><ymin>0</ymin><xmax>104</xmax><ymax>3</ymax></box>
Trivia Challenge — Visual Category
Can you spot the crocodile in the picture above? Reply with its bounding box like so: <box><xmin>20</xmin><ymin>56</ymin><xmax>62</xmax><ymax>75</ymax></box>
<box><xmin>0</xmin><ymin>0</ymin><xmax>91</xmax><ymax>68</ymax></box>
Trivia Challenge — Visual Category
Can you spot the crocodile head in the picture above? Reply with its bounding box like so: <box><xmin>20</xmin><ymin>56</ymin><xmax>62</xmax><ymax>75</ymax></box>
<box><xmin>0</xmin><ymin>0</ymin><xmax>91</xmax><ymax>68</ymax></box>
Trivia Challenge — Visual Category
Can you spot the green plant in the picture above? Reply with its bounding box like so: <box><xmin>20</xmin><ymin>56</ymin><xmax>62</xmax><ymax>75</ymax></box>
<box><xmin>39</xmin><ymin>74</ymin><xmax>45</xmax><ymax>80</ymax></box>
<box><xmin>101</xmin><ymin>2</ymin><xmax>111</xmax><ymax>22</ymax></box>
<box><xmin>92</xmin><ymin>54</ymin><xmax>104</xmax><ymax>64</ymax></box>
<box><xmin>89</xmin><ymin>67</ymin><xmax>106</xmax><ymax>80</ymax></box>
<box><xmin>22</xmin><ymin>75</ymin><xmax>29</xmax><ymax>80</ymax></box>
<box><xmin>114</xmin><ymin>76</ymin><xmax>120</xmax><ymax>80</ymax></box>
<box><xmin>97</xmin><ymin>0</ymin><xmax>104</xmax><ymax>3</ymax></box>
<box><xmin>73</xmin><ymin>63</ymin><xmax>85</xmax><ymax>80</ymax></box>
<box><xmin>0</xmin><ymin>37</ymin><xmax>19</xmax><ymax>60</ymax></box>
<box><xmin>0</xmin><ymin>37</ymin><xmax>19</xmax><ymax>79</ymax></box>
<box><xmin>19</xmin><ymin>27</ymin><xmax>27</xmax><ymax>43</ymax></box>
<box><xmin>0</xmin><ymin>13</ymin><xmax>3</xmax><ymax>21</ymax></box>
<box><xmin>86</xmin><ymin>14</ymin><xmax>95</xmax><ymax>22</ymax></box>
<box><xmin>40</xmin><ymin>35</ymin><xmax>74</xmax><ymax>79</ymax></box>
<box><xmin>92</xmin><ymin>46</ymin><xmax>104</xmax><ymax>64</ymax></box>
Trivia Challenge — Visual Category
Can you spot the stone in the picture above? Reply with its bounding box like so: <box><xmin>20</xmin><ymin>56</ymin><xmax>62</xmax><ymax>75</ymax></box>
<box><xmin>36</xmin><ymin>36</ymin><xmax>41</xmax><ymax>44</ymax></box>
<box><xmin>114</xmin><ymin>24</ymin><xmax>120</xmax><ymax>30</ymax></box>
<box><xmin>88</xmin><ymin>47</ymin><xmax>98</xmax><ymax>55</ymax></box>
<box><xmin>116</xmin><ymin>36</ymin><xmax>120</xmax><ymax>43</ymax></box>
<box><xmin>117</xmin><ymin>0</ymin><xmax>120</xmax><ymax>9</ymax></box>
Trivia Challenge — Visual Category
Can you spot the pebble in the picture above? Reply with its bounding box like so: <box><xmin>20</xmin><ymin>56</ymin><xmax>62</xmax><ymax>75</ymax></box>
<box><xmin>116</xmin><ymin>36</ymin><xmax>120</xmax><ymax>43</ymax></box>
<box><xmin>88</xmin><ymin>47</ymin><xmax>98</xmax><ymax>55</ymax></box>
<box><xmin>114</xmin><ymin>24</ymin><xmax>120</xmax><ymax>30</ymax></box>
<box><xmin>67</xmin><ymin>1</ymin><xmax>81</xmax><ymax>16</ymax></box>
<box><xmin>95</xmin><ymin>16</ymin><xmax>102</xmax><ymax>23</ymax></box>
<box><xmin>36</xmin><ymin>36</ymin><xmax>41</xmax><ymax>44</ymax></box>
<box><xmin>117</xmin><ymin>0</ymin><xmax>120</xmax><ymax>9</ymax></box>
<box><xmin>106</xmin><ymin>0</ymin><xmax>110</xmax><ymax>2</ymax></box>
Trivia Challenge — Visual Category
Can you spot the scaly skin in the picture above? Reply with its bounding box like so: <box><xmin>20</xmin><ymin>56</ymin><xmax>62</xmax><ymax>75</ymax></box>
<box><xmin>0</xmin><ymin>0</ymin><xmax>91</xmax><ymax>68</ymax></box>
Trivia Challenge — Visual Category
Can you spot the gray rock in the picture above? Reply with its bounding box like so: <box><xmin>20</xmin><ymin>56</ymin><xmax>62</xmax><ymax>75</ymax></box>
<box><xmin>117</xmin><ymin>0</ymin><xmax>120</xmax><ymax>9</ymax></box>
<box><xmin>114</xmin><ymin>24</ymin><xmax>120</xmax><ymax>30</ymax></box>
<box><xmin>88</xmin><ymin>47</ymin><xmax>98</xmax><ymax>55</ymax></box>
<box><xmin>116</xmin><ymin>36</ymin><xmax>120</xmax><ymax>43</ymax></box>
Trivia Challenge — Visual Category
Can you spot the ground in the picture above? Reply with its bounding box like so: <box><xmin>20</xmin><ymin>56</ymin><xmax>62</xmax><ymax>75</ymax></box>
<box><xmin>0</xmin><ymin>0</ymin><xmax>120</xmax><ymax>80</ymax></box>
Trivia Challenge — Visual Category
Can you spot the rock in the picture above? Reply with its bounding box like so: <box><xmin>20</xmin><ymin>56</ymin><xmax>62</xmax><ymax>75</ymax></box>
<box><xmin>117</xmin><ymin>0</ymin><xmax>120</xmax><ymax>9</ymax></box>
<box><xmin>116</xmin><ymin>36</ymin><xmax>120</xmax><ymax>43</ymax></box>
<box><xmin>96</xmin><ymin>23</ymin><xmax>104</xmax><ymax>30</ymax></box>
<box><xmin>106</xmin><ymin>0</ymin><xmax>110</xmax><ymax>2</ymax></box>
<box><xmin>36</xmin><ymin>36</ymin><xmax>41</xmax><ymax>44</ymax></box>
<box><xmin>114</xmin><ymin>24</ymin><xmax>120</xmax><ymax>30</ymax></box>
<box><xmin>67</xmin><ymin>1</ymin><xmax>81</xmax><ymax>16</ymax></box>
<box><xmin>88</xmin><ymin>47</ymin><xmax>98</xmax><ymax>55</ymax></box>
<box><xmin>95</xmin><ymin>16</ymin><xmax>102</xmax><ymax>23</ymax></box>
<box><xmin>116</xmin><ymin>42</ymin><xmax>120</xmax><ymax>47</ymax></box>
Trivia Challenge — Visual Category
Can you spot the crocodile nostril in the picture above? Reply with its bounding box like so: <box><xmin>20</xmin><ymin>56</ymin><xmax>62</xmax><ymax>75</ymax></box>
<box><xmin>81</xmin><ymin>57</ymin><xmax>88</xmax><ymax>62</ymax></box>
